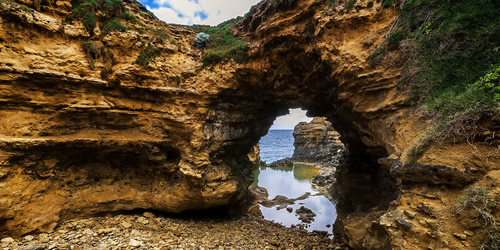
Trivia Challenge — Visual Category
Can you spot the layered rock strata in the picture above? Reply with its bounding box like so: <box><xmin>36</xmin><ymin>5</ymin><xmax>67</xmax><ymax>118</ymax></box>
<box><xmin>293</xmin><ymin>117</ymin><xmax>346</xmax><ymax>168</ymax></box>
<box><xmin>0</xmin><ymin>0</ymin><xmax>499</xmax><ymax>249</ymax></box>
<box><xmin>292</xmin><ymin>117</ymin><xmax>345</xmax><ymax>192</ymax></box>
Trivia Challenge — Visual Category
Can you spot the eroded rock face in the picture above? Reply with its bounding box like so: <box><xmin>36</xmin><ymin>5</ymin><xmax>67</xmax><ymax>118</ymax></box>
<box><xmin>293</xmin><ymin>117</ymin><xmax>345</xmax><ymax>167</ymax></box>
<box><xmin>291</xmin><ymin>117</ymin><xmax>345</xmax><ymax>193</ymax></box>
<box><xmin>0</xmin><ymin>0</ymin><xmax>499</xmax><ymax>249</ymax></box>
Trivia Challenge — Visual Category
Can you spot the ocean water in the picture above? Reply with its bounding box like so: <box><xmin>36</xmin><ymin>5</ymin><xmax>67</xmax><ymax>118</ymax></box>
<box><xmin>259</xmin><ymin>130</ymin><xmax>295</xmax><ymax>163</ymax></box>
<box><xmin>255</xmin><ymin>129</ymin><xmax>337</xmax><ymax>236</ymax></box>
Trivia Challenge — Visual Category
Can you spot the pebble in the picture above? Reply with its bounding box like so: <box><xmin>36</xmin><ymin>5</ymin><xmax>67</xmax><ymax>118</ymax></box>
<box><xmin>1</xmin><ymin>237</ymin><xmax>15</xmax><ymax>244</ymax></box>
<box><xmin>137</xmin><ymin>217</ymin><xmax>149</xmax><ymax>225</ymax></box>
<box><xmin>122</xmin><ymin>221</ymin><xmax>132</xmax><ymax>228</ymax></box>
<box><xmin>464</xmin><ymin>230</ymin><xmax>474</xmax><ymax>236</ymax></box>
<box><xmin>129</xmin><ymin>239</ymin><xmax>143</xmax><ymax>247</ymax></box>
<box><xmin>143</xmin><ymin>212</ymin><xmax>155</xmax><ymax>218</ymax></box>
<box><xmin>23</xmin><ymin>235</ymin><xmax>35</xmax><ymax>241</ymax></box>
<box><xmin>25</xmin><ymin>243</ymin><xmax>47</xmax><ymax>250</ymax></box>
<box><xmin>0</xmin><ymin>214</ymin><xmax>345</xmax><ymax>249</ymax></box>
<box><xmin>453</xmin><ymin>233</ymin><xmax>467</xmax><ymax>240</ymax></box>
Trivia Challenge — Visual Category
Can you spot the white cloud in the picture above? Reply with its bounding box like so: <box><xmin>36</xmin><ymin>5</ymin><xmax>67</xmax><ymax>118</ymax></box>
<box><xmin>148</xmin><ymin>0</ymin><xmax>261</xmax><ymax>26</ymax></box>
<box><xmin>270</xmin><ymin>109</ymin><xmax>313</xmax><ymax>130</ymax></box>
<box><xmin>150</xmin><ymin>7</ymin><xmax>192</xmax><ymax>25</ymax></box>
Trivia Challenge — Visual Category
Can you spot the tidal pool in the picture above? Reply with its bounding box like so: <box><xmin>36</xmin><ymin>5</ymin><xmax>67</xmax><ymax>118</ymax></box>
<box><xmin>251</xmin><ymin>164</ymin><xmax>337</xmax><ymax>236</ymax></box>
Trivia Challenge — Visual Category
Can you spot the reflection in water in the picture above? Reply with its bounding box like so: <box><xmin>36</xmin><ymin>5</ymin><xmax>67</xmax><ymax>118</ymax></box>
<box><xmin>253</xmin><ymin>164</ymin><xmax>337</xmax><ymax>235</ymax></box>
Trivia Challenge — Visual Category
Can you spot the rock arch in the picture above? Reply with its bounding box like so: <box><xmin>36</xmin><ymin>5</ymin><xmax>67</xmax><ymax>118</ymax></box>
<box><xmin>1</xmin><ymin>0</ymin><xmax>499</xmax><ymax>248</ymax></box>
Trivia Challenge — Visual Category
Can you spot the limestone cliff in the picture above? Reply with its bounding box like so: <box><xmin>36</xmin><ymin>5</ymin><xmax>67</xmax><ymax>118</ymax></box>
<box><xmin>0</xmin><ymin>0</ymin><xmax>499</xmax><ymax>249</ymax></box>
<box><xmin>292</xmin><ymin>117</ymin><xmax>345</xmax><ymax>168</ymax></box>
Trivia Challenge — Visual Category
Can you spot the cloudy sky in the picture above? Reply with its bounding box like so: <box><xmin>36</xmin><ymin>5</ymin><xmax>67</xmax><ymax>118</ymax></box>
<box><xmin>270</xmin><ymin>109</ymin><xmax>312</xmax><ymax>130</ymax></box>
<box><xmin>137</xmin><ymin>0</ymin><xmax>261</xmax><ymax>26</ymax></box>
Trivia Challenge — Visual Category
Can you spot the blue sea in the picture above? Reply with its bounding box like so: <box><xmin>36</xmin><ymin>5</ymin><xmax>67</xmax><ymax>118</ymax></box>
<box><xmin>259</xmin><ymin>130</ymin><xmax>295</xmax><ymax>163</ymax></box>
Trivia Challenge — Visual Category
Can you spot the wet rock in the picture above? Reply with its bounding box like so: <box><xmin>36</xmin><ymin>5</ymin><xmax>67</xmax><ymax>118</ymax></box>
<box><xmin>249</xmin><ymin>186</ymin><xmax>269</xmax><ymax>204</ymax></box>
<box><xmin>268</xmin><ymin>158</ymin><xmax>293</xmax><ymax>169</ymax></box>
<box><xmin>311</xmin><ymin>168</ymin><xmax>336</xmax><ymax>192</ymax></box>
<box><xmin>313</xmin><ymin>230</ymin><xmax>329</xmax><ymax>236</ymax></box>
<box><xmin>260</xmin><ymin>195</ymin><xmax>294</xmax><ymax>208</ymax></box>
<box><xmin>296</xmin><ymin>206</ymin><xmax>316</xmax><ymax>224</ymax></box>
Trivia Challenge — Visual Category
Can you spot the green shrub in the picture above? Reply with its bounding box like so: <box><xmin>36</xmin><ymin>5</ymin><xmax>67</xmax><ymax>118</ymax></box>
<box><xmin>152</xmin><ymin>28</ymin><xmax>170</xmax><ymax>44</ymax></box>
<box><xmin>368</xmin><ymin>47</ymin><xmax>385</xmax><ymax>68</ymax></box>
<box><xmin>101</xmin><ymin>18</ymin><xmax>128</xmax><ymax>36</ymax></box>
<box><xmin>367</xmin><ymin>1</ymin><xmax>373</xmax><ymax>8</ymax></box>
<box><xmin>82</xmin><ymin>11</ymin><xmax>97</xmax><ymax>33</ymax></box>
<box><xmin>21</xmin><ymin>4</ymin><xmax>31</xmax><ymax>12</ymax></box>
<box><xmin>327</xmin><ymin>0</ymin><xmax>335</xmax><ymax>9</ymax></box>
<box><xmin>346</xmin><ymin>0</ymin><xmax>356</xmax><ymax>12</ymax></box>
<box><xmin>170</xmin><ymin>39</ymin><xmax>177</xmax><ymax>45</ymax></box>
<box><xmin>202</xmin><ymin>40</ymin><xmax>248</xmax><ymax>66</ymax></box>
<box><xmin>100</xmin><ymin>67</ymin><xmax>112</xmax><ymax>79</ymax></box>
<box><xmin>382</xmin><ymin>0</ymin><xmax>394</xmax><ymax>7</ymax></box>
<box><xmin>386</xmin><ymin>0</ymin><xmax>500</xmax><ymax>157</ymax></box>
<box><xmin>387</xmin><ymin>30</ymin><xmax>407</xmax><ymax>49</ymax></box>
<box><xmin>83</xmin><ymin>41</ymin><xmax>99</xmax><ymax>59</ymax></box>
<box><xmin>135</xmin><ymin>43</ymin><xmax>161</xmax><ymax>66</ymax></box>
<box><xmin>71</xmin><ymin>0</ymin><xmax>127</xmax><ymax>35</ymax></box>
<box><xmin>197</xmin><ymin>18</ymin><xmax>249</xmax><ymax>66</ymax></box>
<box><xmin>120</xmin><ymin>11</ymin><xmax>136</xmax><ymax>23</ymax></box>
<box><xmin>101</xmin><ymin>0</ymin><xmax>123</xmax><ymax>16</ymax></box>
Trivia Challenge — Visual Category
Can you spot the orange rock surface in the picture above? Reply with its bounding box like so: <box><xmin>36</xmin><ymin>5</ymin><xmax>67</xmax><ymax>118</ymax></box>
<box><xmin>0</xmin><ymin>0</ymin><xmax>499</xmax><ymax>248</ymax></box>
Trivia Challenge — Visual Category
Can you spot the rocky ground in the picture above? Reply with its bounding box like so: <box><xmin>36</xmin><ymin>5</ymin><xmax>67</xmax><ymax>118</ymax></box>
<box><xmin>0</xmin><ymin>212</ymin><xmax>347</xmax><ymax>249</ymax></box>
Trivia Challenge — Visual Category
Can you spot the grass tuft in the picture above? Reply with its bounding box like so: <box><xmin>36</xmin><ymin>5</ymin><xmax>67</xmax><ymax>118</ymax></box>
<box><xmin>135</xmin><ymin>43</ymin><xmax>161</xmax><ymax>66</ymax></box>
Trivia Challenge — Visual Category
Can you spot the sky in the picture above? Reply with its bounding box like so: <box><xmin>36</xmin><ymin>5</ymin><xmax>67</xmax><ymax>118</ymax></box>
<box><xmin>137</xmin><ymin>0</ymin><xmax>261</xmax><ymax>26</ymax></box>
<box><xmin>270</xmin><ymin>109</ymin><xmax>312</xmax><ymax>130</ymax></box>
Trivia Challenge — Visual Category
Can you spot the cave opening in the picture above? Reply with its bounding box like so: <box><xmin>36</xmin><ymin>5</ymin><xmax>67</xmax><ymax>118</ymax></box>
<box><xmin>248</xmin><ymin>108</ymin><xmax>340</xmax><ymax>236</ymax></box>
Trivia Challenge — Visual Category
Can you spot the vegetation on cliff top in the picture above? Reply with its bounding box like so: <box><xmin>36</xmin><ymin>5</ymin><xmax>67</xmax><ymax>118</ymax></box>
<box><xmin>193</xmin><ymin>18</ymin><xmax>249</xmax><ymax>67</ymax></box>
<box><xmin>381</xmin><ymin>0</ymin><xmax>500</xmax><ymax>159</ymax></box>
<box><xmin>69</xmin><ymin>0</ymin><xmax>153</xmax><ymax>37</ymax></box>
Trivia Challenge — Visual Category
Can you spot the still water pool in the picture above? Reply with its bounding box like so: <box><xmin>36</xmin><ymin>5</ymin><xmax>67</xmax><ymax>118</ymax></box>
<box><xmin>251</xmin><ymin>164</ymin><xmax>337</xmax><ymax>235</ymax></box>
